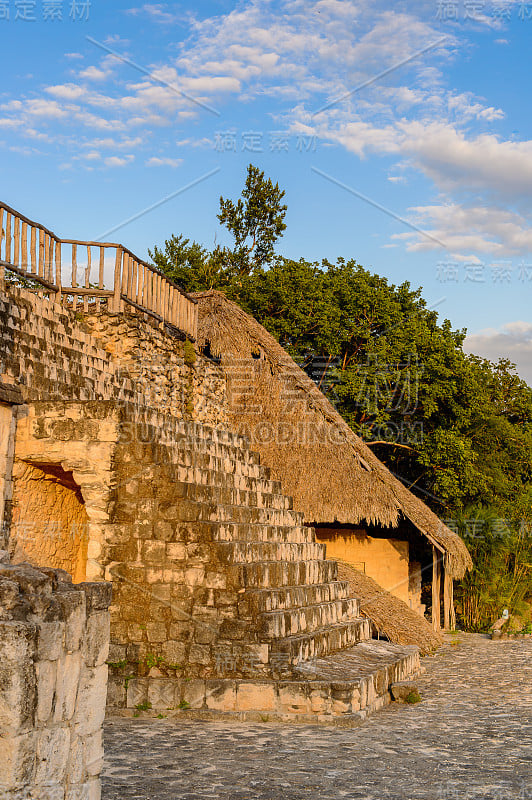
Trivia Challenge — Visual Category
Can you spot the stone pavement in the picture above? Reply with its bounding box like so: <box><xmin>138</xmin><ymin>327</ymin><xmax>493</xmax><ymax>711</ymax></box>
<box><xmin>102</xmin><ymin>633</ymin><xmax>532</xmax><ymax>800</ymax></box>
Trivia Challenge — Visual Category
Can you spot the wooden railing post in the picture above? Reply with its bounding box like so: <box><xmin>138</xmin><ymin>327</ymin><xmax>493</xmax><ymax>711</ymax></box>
<box><xmin>0</xmin><ymin>207</ymin><xmax>4</xmax><ymax>291</ymax></box>
<box><xmin>55</xmin><ymin>240</ymin><xmax>62</xmax><ymax>303</ymax></box>
<box><xmin>112</xmin><ymin>247</ymin><xmax>123</xmax><ymax>313</ymax></box>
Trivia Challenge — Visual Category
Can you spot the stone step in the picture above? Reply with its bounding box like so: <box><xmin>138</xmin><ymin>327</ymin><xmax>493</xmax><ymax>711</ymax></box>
<box><xmin>216</xmin><ymin>540</ymin><xmax>326</xmax><ymax>565</ymax></box>
<box><xmin>160</xmin><ymin>497</ymin><xmax>287</xmax><ymax>527</ymax></box>
<box><xmin>147</xmin><ymin>443</ymin><xmax>266</xmax><ymax>479</ymax></box>
<box><xmin>213</xmin><ymin>522</ymin><xmax>316</xmax><ymax>545</ymax></box>
<box><xmin>257</xmin><ymin>598</ymin><xmax>361</xmax><ymax>639</ymax></box>
<box><xmin>150</xmin><ymin>433</ymin><xmax>263</xmax><ymax>468</ymax></box>
<box><xmin>129</xmin><ymin>416</ymin><xmax>253</xmax><ymax>453</ymax></box>
<box><xmin>228</xmin><ymin>559</ymin><xmax>338</xmax><ymax>589</ymax></box>
<box><xmin>112</xmin><ymin>642</ymin><xmax>421</xmax><ymax>725</ymax></box>
<box><xmin>173</xmin><ymin>464</ymin><xmax>283</xmax><ymax>497</ymax></box>
<box><xmin>268</xmin><ymin>619</ymin><xmax>372</xmax><ymax>669</ymax></box>
<box><xmin>182</xmin><ymin>481</ymin><xmax>293</xmax><ymax>513</ymax></box>
<box><xmin>173</xmin><ymin>498</ymin><xmax>305</xmax><ymax>528</ymax></box>
<box><xmin>239</xmin><ymin>582</ymin><xmax>353</xmax><ymax>615</ymax></box>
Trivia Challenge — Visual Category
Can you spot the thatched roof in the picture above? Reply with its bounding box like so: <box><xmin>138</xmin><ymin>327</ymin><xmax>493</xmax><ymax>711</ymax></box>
<box><xmin>194</xmin><ymin>290</ymin><xmax>472</xmax><ymax>579</ymax></box>
<box><xmin>336</xmin><ymin>561</ymin><xmax>443</xmax><ymax>655</ymax></box>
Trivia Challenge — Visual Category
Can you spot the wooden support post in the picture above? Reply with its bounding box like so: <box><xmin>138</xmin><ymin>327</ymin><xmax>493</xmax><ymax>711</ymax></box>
<box><xmin>432</xmin><ymin>545</ymin><xmax>441</xmax><ymax>631</ymax></box>
<box><xmin>443</xmin><ymin>559</ymin><xmax>456</xmax><ymax>631</ymax></box>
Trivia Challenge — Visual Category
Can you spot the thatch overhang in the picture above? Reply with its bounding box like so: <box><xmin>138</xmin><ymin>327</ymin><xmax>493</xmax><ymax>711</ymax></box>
<box><xmin>194</xmin><ymin>290</ymin><xmax>472</xmax><ymax>579</ymax></box>
<box><xmin>336</xmin><ymin>561</ymin><xmax>444</xmax><ymax>654</ymax></box>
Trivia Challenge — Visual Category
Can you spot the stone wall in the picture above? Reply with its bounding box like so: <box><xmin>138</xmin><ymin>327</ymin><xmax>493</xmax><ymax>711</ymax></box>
<box><xmin>0</xmin><ymin>285</ymin><xmax>227</xmax><ymax>427</ymax></box>
<box><xmin>82</xmin><ymin>311</ymin><xmax>227</xmax><ymax>427</ymax></box>
<box><xmin>0</xmin><ymin>558</ymin><xmax>111</xmax><ymax>800</ymax></box>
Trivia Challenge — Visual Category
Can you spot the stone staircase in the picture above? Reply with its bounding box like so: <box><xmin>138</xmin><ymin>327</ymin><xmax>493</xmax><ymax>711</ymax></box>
<box><xmin>105</xmin><ymin>413</ymin><xmax>422</xmax><ymax>722</ymax></box>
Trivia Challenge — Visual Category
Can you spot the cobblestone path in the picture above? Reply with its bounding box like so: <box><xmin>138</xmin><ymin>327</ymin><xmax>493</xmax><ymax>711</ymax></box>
<box><xmin>102</xmin><ymin>634</ymin><xmax>532</xmax><ymax>800</ymax></box>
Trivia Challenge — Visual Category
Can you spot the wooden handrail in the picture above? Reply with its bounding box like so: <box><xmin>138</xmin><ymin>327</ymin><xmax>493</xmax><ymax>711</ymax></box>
<box><xmin>0</xmin><ymin>200</ymin><xmax>197</xmax><ymax>339</ymax></box>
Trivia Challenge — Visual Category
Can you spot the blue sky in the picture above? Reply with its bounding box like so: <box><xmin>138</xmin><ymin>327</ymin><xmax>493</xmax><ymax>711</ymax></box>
<box><xmin>1</xmin><ymin>0</ymin><xmax>532</xmax><ymax>379</ymax></box>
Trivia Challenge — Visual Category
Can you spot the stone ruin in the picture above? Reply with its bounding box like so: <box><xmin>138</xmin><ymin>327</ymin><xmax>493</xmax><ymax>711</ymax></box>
<box><xmin>0</xmin><ymin>282</ymin><xmax>423</xmax><ymax>799</ymax></box>
<box><xmin>0</xmin><ymin>555</ymin><xmax>111</xmax><ymax>800</ymax></box>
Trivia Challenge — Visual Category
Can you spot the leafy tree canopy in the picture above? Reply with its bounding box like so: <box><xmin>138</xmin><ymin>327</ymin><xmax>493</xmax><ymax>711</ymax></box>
<box><xmin>151</xmin><ymin>165</ymin><xmax>532</xmax><ymax>627</ymax></box>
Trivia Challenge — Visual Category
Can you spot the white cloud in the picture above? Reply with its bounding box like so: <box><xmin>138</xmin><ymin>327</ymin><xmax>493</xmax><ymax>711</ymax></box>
<box><xmin>79</xmin><ymin>66</ymin><xmax>111</xmax><ymax>82</ymax></box>
<box><xmin>104</xmin><ymin>155</ymin><xmax>134</xmax><ymax>167</ymax></box>
<box><xmin>46</xmin><ymin>83</ymin><xmax>87</xmax><ymax>100</ymax></box>
<box><xmin>81</xmin><ymin>136</ymin><xmax>143</xmax><ymax>149</ymax></box>
<box><xmin>146</xmin><ymin>156</ymin><xmax>183</xmax><ymax>167</ymax></box>
<box><xmin>465</xmin><ymin>321</ymin><xmax>532</xmax><ymax>385</ymax></box>
<box><xmin>399</xmin><ymin>122</ymin><xmax>532</xmax><ymax>200</ymax></box>
<box><xmin>395</xmin><ymin>203</ymin><xmax>532</xmax><ymax>257</ymax></box>
<box><xmin>126</xmin><ymin>3</ymin><xmax>179</xmax><ymax>23</ymax></box>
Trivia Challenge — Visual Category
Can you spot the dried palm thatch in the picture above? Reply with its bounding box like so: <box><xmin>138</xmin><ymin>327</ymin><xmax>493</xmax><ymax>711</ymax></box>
<box><xmin>194</xmin><ymin>290</ymin><xmax>472</xmax><ymax>579</ymax></box>
<box><xmin>337</xmin><ymin>561</ymin><xmax>444</xmax><ymax>654</ymax></box>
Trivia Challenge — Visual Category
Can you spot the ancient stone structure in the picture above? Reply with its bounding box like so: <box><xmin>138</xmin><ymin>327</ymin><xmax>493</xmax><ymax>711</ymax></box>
<box><xmin>1</xmin><ymin>276</ymin><xmax>435</xmax><ymax>724</ymax></box>
<box><xmin>0</xmin><ymin>558</ymin><xmax>111</xmax><ymax>800</ymax></box>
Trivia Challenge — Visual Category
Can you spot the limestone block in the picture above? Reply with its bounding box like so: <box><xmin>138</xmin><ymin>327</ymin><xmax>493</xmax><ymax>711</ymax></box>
<box><xmin>85</xmin><ymin>561</ymin><xmax>104</xmax><ymax>582</ymax></box>
<box><xmin>142</xmin><ymin>541</ymin><xmax>165</xmax><ymax>566</ymax></box>
<box><xmin>105</xmin><ymin>676</ymin><xmax>126</xmax><ymax>709</ymax></box>
<box><xmin>181</xmin><ymin>679</ymin><xmax>206</xmax><ymax>709</ymax></box>
<box><xmin>81</xmin><ymin>583</ymin><xmax>112</xmax><ymax>614</ymax></box>
<box><xmin>58</xmin><ymin>594</ymin><xmax>86</xmax><ymax>653</ymax></box>
<box><xmin>166</xmin><ymin>542</ymin><xmax>186</xmax><ymax>561</ymax></box>
<box><xmin>84</xmin><ymin>730</ymin><xmax>104</xmax><ymax>777</ymax></box>
<box><xmin>161</xmin><ymin>640</ymin><xmax>186</xmax><ymax>665</ymax></box>
<box><xmin>391</xmin><ymin>681</ymin><xmax>419</xmax><ymax>702</ymax></box>
<box><xmin>83</xmin><ymin>612</ymin><xmax>110</xmax><ymax>668</ymax></box>
<box><xmin>34</xmin><ymin>727</ymin><xmax>71</xmax><ymax>785</ymax></box>
<box><xmin>309</xmin><ymin>687</ymin><xmax>330</xmax><ymax>714</ymax></box>
<box><xmin>0</xmin><ymin>579</ymin><xmax>20</xmax><ymax>618</ymax></box>
<box><xmin>147</xmin><ymin>679</ymin><xmax>178</xmax><ymax>710</ymax></box>
<box><xmin>54</xmin><ymin>653</ymin><xmax>82</xmax><ymax>722</ymax></box>
<box><xmin>35</xmin><ymin>660</ymin><xmax>57</xmax><ymax>723</ymax></box>
<box><xmin>126</xmin><ymin>679</ymin><xmax>148</xmax><ymax>709</ymax></box>
<box><xmin>66</xmin><ymin>734</ymin><xmax>84</xmax><ymax>785</ymax></box>
<box><xmin>184</xmin><ymin>567</ymin><xmax>205</xmax><ymax>587</ymax></box>
<box><xmin>188</xmin><ymin>644</ymin><xmax>211</xmax><ymax>667</ymax></box>
<box><xmin>73</xmin><ymin>665</ymin><xmax>108</xmax><ymax>736</ymax></box>
<box><xmin>205</xmin><ymin>680</ymin><xmax>237</xmax><ymax>712</ymax></box>
<box><xmin>331</xmin><ymin>685</ymin><xmax>355</xmax><ymax>715</ymax></box>
<box><xmin>37</xmin><ymin>622</ymin><xmax>65</xmax><ymax>662</ymax></box>
<box><xmin>0</xmin><ymin>621</ymin><xmax>37</xmax><ymax>735</ymax></box>
<box><xmin>278</xmin><ymin>684</ymin><xmax>310</xmax><ymax>714</ymax></box>
<box><xmin>146</xmin><ymin>622</ymin><xmax>167</xmax><ymax>643</ymax></box>
<box><xmin>0</xmin><ymin>731</ymin><xmax>36</xmax><ymax>788</ymax></box>
<box><xmin>236</xmin><ymin>682</ymin><xmax>276</xmax><ymax>712</ymax></box>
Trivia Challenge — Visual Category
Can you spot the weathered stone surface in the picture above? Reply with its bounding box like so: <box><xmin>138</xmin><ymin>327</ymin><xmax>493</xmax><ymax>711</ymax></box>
<box><xmin>391</xmin><ymin>680</ymin><xmax>419</xmax><ymax>702</ymax></box>
<box><xmin>0</xmin><ymin>563</ymin><xmax>111</xmax><ymax>800</ymax></box>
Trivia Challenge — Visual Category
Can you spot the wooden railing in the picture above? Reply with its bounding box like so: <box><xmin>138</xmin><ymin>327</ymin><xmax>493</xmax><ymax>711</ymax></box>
<box><xmin>0</xmin><ymin>201</ymin><xmax>197</xmax><ymax>340</ymax></box>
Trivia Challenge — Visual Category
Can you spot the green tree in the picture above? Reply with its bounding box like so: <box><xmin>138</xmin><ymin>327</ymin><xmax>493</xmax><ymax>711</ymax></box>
<box><xmin>150</xmin><ymin>164</ymin><xmax>287</xmax><ymax>291</ymax></box>
<box><xmin>218</xmin><ymin>164</ymin><xmax>287</xmax><ymax>275</ymax></box>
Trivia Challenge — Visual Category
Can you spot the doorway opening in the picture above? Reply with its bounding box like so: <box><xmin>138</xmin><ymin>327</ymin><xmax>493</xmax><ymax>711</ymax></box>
<box><xmin>10</xmin><ymin>462</ymin><xmax>89</xmax><ymax>583</ymax></box>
